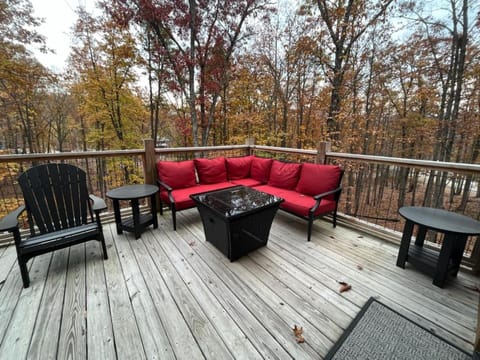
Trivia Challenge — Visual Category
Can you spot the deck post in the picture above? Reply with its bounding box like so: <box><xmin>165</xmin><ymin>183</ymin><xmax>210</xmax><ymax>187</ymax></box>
<box><xmin>316</xmin><ymin>141</ymin><xmax>331</xmax><ymax>164</ymax></box>
<box><xmin>246</xmin><ymin>138</ymin><xmax>255</xmax><ymax>155</ymax></box>
<box><xmin>143</xmin><ymin>139</ymin><xmax>156</xmax><ymax>185</ymax></box>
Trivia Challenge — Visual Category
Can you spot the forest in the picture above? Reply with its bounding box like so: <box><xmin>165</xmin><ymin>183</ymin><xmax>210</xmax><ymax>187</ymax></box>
<box><xmin>0</xmin><ymin>0</ymin><xmax>479</xmax><ymax>165</ymax></box>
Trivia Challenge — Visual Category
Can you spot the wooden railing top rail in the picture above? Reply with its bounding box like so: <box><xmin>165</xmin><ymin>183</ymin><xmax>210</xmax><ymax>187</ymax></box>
<box><xmin>326</xmin><ymin>152</ymin><xmax>480</xmax><ymax>175</ymax></box>
<box><xmin>0</xmin><ymin>149</ymin><xmax>146</xmax><ymax>163</ymax></box>
<box><xmin>252</xmin><ymin>145</ymin><xmax>317</xmax><ymax>156</ymax></box>
<box><xmin>155</xmin><ymin>145</ymin><xmax>249</xmax><ymax>155</ymax></box>
<box><xmin>1</xmin><ymin>144</ymin><xmax>479</xmax><ymax>175</ymax></box>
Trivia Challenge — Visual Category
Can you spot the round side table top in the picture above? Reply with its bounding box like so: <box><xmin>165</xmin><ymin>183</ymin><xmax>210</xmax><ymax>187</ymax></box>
<box><xmin>399</xmin><ymin>206</ymin><xmax>480</xmax><ymax>236</ymax></box>
<box><xmin>106</xmin><ymin>184</ymin><xmax>159</xmax><ymax>200</ymax></box>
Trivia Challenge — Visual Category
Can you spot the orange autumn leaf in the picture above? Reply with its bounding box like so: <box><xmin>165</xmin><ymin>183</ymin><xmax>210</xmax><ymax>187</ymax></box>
<box><xmin>292</xmin><ymin>325</ymin><xmax>305</xmax><ymax>343</ymax></box>
<box><xmin>339</xmin><ymin>281</ymin><xmax>352</xmax><ymax>293</ymax></box>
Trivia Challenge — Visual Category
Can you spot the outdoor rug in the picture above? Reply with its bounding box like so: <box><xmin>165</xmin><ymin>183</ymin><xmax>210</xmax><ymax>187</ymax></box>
<box><xmin>325</xmin><ymin>297</ymin><xmax>471</xmax><ymax>360</ymax></box>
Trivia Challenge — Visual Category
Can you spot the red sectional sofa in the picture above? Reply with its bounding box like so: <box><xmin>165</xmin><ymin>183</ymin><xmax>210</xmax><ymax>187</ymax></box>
<box><xmin>157</xmin><ymin>155</ymin><xmax>343</xmax><ymax>241</ymax></box>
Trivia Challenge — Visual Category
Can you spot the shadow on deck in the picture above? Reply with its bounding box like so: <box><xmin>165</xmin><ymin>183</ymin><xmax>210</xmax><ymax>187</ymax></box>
<box><xmin>0</xmin><ymin>209</ymin><xmax>478</xmax><ymax>359</ymax></box>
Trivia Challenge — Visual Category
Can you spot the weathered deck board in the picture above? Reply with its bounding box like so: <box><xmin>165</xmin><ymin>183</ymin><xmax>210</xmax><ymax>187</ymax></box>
<box><xmin>0</xmin><ymin>253</ymin><xmax>52</xmax><ymax>359</ymax></box>
<box><xmin>102</xmin><ymin>228</ymin><xmax>145</xmax><ymax>360</ymax></box>
<box><xmin>57</xmin><ymin>244</ymin><xmax>87</xmax><ymax>360</ymax></box>
<box><xmin>0</xmin><ymin>245</ymin><xmax>16</xmax><ymax>288</ymax></box>
<box><xmin>85</xmin><ymin>240</ymin><xmax>116</xmax><ymax>359</ymax></box>
<box><xmin>0</xmin><ymin>209</ymin><xmax>478</xmax><ymax>359</ymax></box>
<box><xmin>27</xmin><ymin>248</ymin><xmax>68</xmax><ymax>360</ymax></box>
<box><xmin>111</xmin><ymin>229</ymin><xmax>175</xmax><ymax>360</ymax></box>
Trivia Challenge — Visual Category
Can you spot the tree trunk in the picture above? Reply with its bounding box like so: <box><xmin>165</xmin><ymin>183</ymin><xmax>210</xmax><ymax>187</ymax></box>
<box><xmin>189</xmin><ymin>0</ymin><xmax>198</xmax><ymax>147</ymax></box>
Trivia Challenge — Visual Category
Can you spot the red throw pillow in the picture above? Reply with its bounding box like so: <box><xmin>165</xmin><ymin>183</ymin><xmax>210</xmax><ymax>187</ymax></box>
<box><xmin>268</xmin><ymin>160</ymin><xmax>302</xmax><ymax>190</ymax></box>
<box><xmin>194</xmin><ymin>157</ymin><xmax>228</xmax><ymax>184</ymax></box>
<box><xmin>157</xmin><ymin>160</ymin><xmax>196</xmax><ymax>189</ymax></box>
<box><xmin>250</xmin><ymin>157</ymin><xmax>273</xmax><ymax>183</ymax></box>
<box><xmin>295</xmin><ymin>163</ymin><xmax>342</xmax><ymax>196</ymax></box>
<box><xmin>226</xmin><ymin>156</ymin><xmax>253</xmax><ymax>180</ymax></box>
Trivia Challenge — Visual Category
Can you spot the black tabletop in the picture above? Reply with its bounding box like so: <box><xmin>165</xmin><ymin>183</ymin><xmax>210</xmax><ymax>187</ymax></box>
<box><xmin>191</xmin><ymin>186</ymin><xmax>283</xmax><ymax>218</ymax></box>
<box><xmin>399</xmin><ymin>206</ymin><xmax>480</xmax><ymax>235</ymax></box>
<box><xmin>106</xmin><ymin>184</ymin><xmax>159</xmax><ymax>200</ymax></box>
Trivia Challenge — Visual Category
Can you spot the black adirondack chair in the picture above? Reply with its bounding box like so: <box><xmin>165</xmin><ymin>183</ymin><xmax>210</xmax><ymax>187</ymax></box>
<box><xmin>0</xmin><ymin>163</ymin><xmax>108</xmax><ymax>288</ymax></box>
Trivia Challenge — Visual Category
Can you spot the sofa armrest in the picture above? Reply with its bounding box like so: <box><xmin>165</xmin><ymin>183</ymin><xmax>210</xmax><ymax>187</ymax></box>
<box><xmin>158</xmin><ymin>180</ymin><xmax>176</xmax><ymax>206</ymax></box>
<box><xmin>313</xmin><ymin>186</ymin><xmax>342</xmax><ymax>201</ymax></box>
<box><xmin>311</xmin><ymin>186</ymin><xmax>342</xmax><ymax>214</ymax></box>
<box><xmin>0</xmin><ymin>205</ymin><xmax>25</xmax><ymax>232</ymax></box>
<box><xmin>158</xmin><ymin>180</ymin><xmax>173</xmax><ymax>192</ymax></box>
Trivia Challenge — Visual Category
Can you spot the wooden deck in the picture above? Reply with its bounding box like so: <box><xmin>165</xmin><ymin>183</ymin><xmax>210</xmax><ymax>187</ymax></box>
<box><xmin>0</xmin><ymin>209</ymin><xmax>478</xmax><ymax>359</ymax></box>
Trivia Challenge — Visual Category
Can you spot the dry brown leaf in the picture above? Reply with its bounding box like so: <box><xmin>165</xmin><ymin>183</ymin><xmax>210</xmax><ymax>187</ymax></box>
<box><xmin>296</xmin><ymin>335</ymin><xmax>305</xmax><ymax>343</ymax></box>
<box><xmin>339</xmin><ymin>281</ymin><xmax>352</xmax><ymax>293</ymax></box>
<box><xmin>293</xmin><ymin>325</ymin><xmax>303</xmax><ymax>336</ymax></box>
<box><xmin>188</xmin><ymin>240</ymin><xmax>196</xmax><ymax>247</ymax></box>
<box><xmin>292</xmin><ymin>325</ymin><xmax>305</xmax><ymax>343</ymax></box>
<box><xmin>356</xmin><ymin>265</ymin><xmax>363</xmax><ymax>270</ymax></box>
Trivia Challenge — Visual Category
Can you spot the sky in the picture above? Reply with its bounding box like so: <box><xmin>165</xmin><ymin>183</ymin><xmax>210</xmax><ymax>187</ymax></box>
<box><xmin>31</xmin><ymin>0</ymin><xmax>96</xmax><ymax>72</ymax></box>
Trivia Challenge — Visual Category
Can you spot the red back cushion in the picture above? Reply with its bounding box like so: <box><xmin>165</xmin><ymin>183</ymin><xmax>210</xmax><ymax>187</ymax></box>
<box><xmin>250</xmin><ymin>157</ymin><xmax>273</xmax><ymax>183</ymax></box>
<box><xmin>226</xmin><ymin>156</ymin><xmax>253</xmax><ymax>180</ymax></box>
<box><xmin>194</xmin><ymin>157</ymin><xmax>228</xmax><ymax>184</ymax></box>
<box><xmin>268</xmin><ymin>160</ymin><xmax>302</xmax><ymax>190</ymax></box>
<box><xmin>295</xmin><ymin>163</ymin><xmax>342</xmax><ymax>196</ymax></box>
<box><xmin>157</xmin><ymin>160</ymin><xmax>196</xmax><ymax>189</ymax></box>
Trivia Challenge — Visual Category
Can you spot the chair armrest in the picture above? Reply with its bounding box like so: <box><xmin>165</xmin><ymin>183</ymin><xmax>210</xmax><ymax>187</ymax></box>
<box><xmin>0</xmin><ymin>205</ymin><xmax>25</xmax><ymax>232</ymax></box>
<box><xmin>158</xmin><ymin>180</ymin><xmax>173</xmax><ymax>192</ymax></box>
<box><xmin>313</xmin><ymin>186</ymin><xmax>342</xmax><ymax>200</ymax></box>
<box><xmin>90</xmin><ymin>195</ymin><xmax>107</xmax><ymax>212</ymax></box>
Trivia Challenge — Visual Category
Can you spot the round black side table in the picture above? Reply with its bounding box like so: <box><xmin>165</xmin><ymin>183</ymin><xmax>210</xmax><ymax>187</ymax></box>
<box><xmin>396</xmin><ymin>206</ymin><xmax>480</xmax><ymax>287</ymax></box>
<box><xmin>107</xmin><ymin>184</ymin><xmax>159</xmax><ymax>239</ymax></box>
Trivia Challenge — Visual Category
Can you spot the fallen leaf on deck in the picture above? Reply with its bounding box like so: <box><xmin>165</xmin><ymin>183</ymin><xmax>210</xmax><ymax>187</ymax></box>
<box><xmin>339</xmin><ymin>281</ymin><xmax>352</xmax><ymax>293</ymax></box>
<box><xmin>292</xmin><ymin>325</ymin><xmax>305</xmax><ymax>343</ymax></box>
<box><xmin>357</xmin><ymin>265</ymin><xmax>363</xmax><ymax>270</ymax></box>
<box><xmin>188</xmin><ymin>240</ymin><xmax>196</xmax><ymax>246</ymax></box>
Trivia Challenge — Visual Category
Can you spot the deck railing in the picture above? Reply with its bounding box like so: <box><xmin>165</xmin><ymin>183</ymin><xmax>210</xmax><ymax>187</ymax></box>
<box><xmin>1</xmin><ymin>140</ymin><xmax>479</xmax><ymax>272</ymax></box>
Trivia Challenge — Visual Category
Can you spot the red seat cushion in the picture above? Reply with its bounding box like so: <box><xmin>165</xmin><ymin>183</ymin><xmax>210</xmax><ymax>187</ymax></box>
<box><xmin>250</xmin><ymin>157</ymin><xmax>273</xmax><ymax>183</ymax></box>
<box><xmin>231</xmin><ymin>178</ymin><xmax>263</xmax><ymax>187</ymax></box>
<box><xmin>295</xmin><ymin>163</ymin><xmax>342</xmax><ymax>197</ymax></box>
<box><xmin>254</xmin><ymin>185</ymin><xmax>287</xmax><ymax>197</ymax></box>
<box><xmin>268</xmin><ymin>160</ymin><xmax>302</xmax><ymax>190</ymax></box>
<box><xmin>160</xmin><ymin>182</ymin><xmax>234</xmax><ymax>210</ymax></box>
<box><xmin>255</xmin><ymin>186</ymin><xmax>336</xmax><ymax>217</ymax></box>
<box><xmin>157</xmin><ymin>160</ymin><xmax>196</xmax><ymax>189</ymax></box>
<box><xmin>194</xmin><ymin>157</ymin><xmax>228</xmax><ymax>184</ymax></box>
<box><xmin>280</xmin><ymin>190</ymin><xmax>337</xmax><ymax>217</ymax></box>
<box><xmin>160</xmin><ymin>189</ymin><xmax>195</xmax><ymax>210</ymax></box>
<box><xmin>226</xmin><ymin>156</ymin><xmax>253</xmax><ymax>180</ymax></box>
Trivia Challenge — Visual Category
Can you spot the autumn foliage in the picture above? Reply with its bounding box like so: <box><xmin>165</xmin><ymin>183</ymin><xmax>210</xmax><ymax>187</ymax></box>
<box><xmin>0</xmin><ymin>0</ymin><xmax>478</xmax><ymax>170</ymax></box>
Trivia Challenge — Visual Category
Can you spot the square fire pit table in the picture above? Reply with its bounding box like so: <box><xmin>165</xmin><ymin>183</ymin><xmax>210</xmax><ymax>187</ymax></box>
<box><xmin>190</xmin><ymin>186</ymin><xmax>283</xmax><ymax>261</ymax></box>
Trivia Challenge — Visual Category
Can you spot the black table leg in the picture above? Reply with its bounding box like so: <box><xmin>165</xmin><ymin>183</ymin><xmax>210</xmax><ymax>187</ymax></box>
<box><xmin>112</xmin><ymin>199</ymin><xmax>122</xmax><ymax>234</ymax></box>
<box><xmin>131</xmin><ymin>199</ymin><xmax>141</xmax><ymax>239</ymax></box>
<box><xmin>415</xmin><ymin>225</ymin><xmax>427</xmax><ymax>246</ymax></box>
<box><xmin>397</xmin><ymin>220</ymin><xmax>414</xmax><ymax>268</ymax></box>
<box><xmin>433</xmin><ymin>233</ymin><xmax>455</xmax><ymax>288</ymax></box>
<box><xmin>451</xmin><ymin>235</ymin><xmax>467</xmax><ymax>277</ymax></box>
<box><xmin>150</xmin><ymin>194</ymin><xmax>158</xmax><ymax>229</ymax></box>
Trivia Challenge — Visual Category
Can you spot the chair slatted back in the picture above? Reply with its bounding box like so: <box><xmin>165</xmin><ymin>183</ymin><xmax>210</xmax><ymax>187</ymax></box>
<box><xmin>18</xmin><ymin>164</ymin><xmax>92</xmax><ymax>235</ymax></box>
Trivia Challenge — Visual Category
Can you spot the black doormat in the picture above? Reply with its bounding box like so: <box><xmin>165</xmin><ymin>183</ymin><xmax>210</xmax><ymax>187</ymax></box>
<box><xmin>325</xmin><ymin>297</ymin><xmax>471</xmax><ymax>360</ymax></box>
